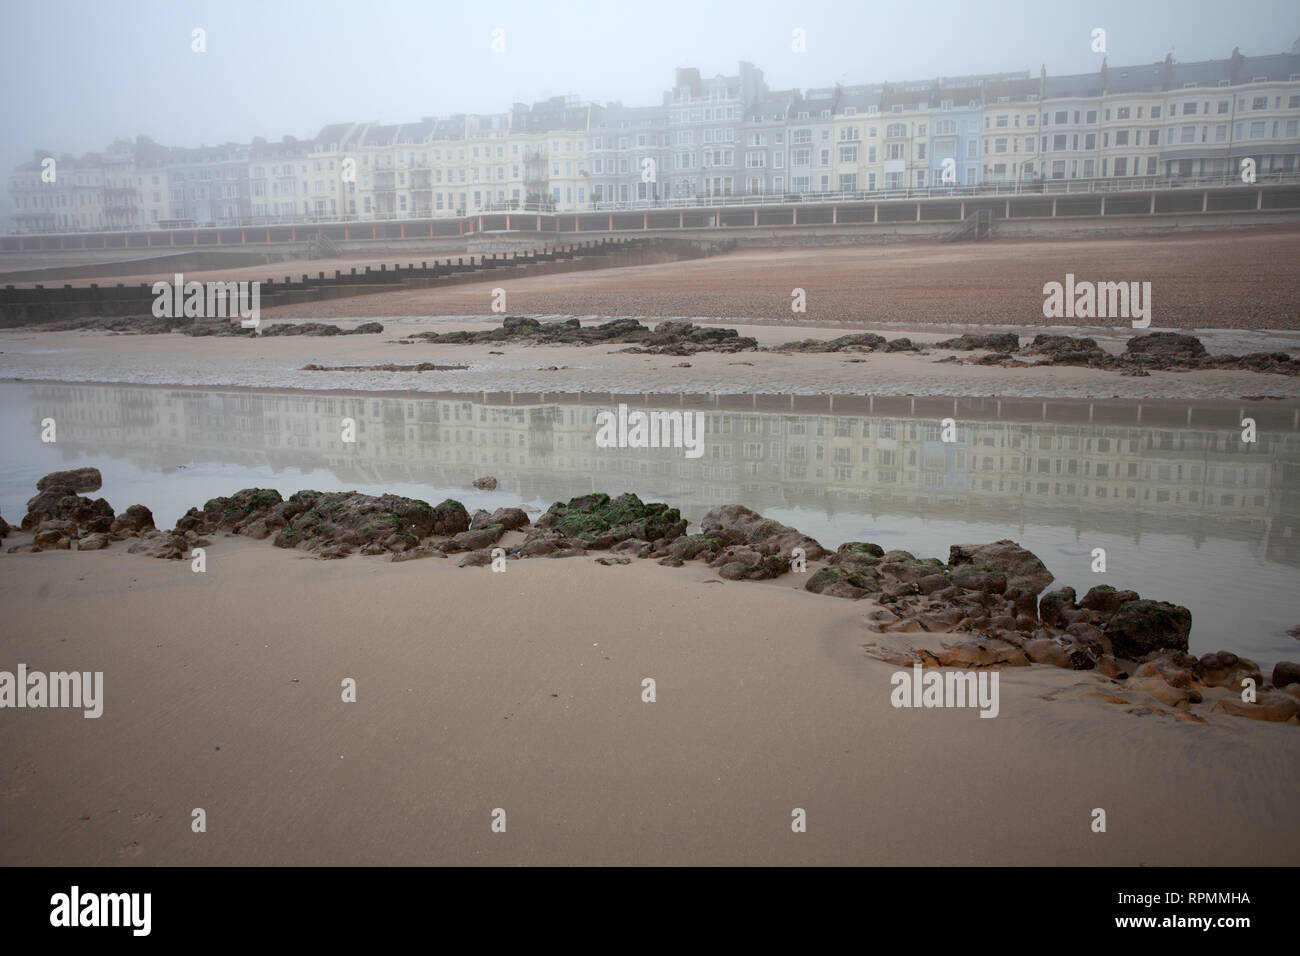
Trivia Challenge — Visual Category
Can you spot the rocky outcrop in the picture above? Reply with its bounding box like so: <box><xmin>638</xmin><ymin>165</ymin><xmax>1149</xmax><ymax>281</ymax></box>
<box><xmin>165</xmin><ymin>488</ymin><xmax>470</xmax><ymax>559</ymax></box>
<box><xmin>472</xmin><ymin>476</ymin><xmax>498</xmax><ymax>490</ymax></box>
<box><xmin>259</xmin><ymin>322</ymin><xmax>384</xmax><ymax>336</ymax></box>
<box><xmin>774</xmin><ymin>332</ymin><xmax>914</xmax><ymax>353</ymax></box>
<box><xmin>1005</xmin><ymin>332</ymin><xmax>1299</xmax><ymax>375</ymax></box>
<box><xmin>933</xmin><ymin>332</ymin><xmax>1021</xmax><ymax>352</ymax></box>
<box><xmin>12</xmin><ymin>478</ymin><xmax>1286</xmax><ymax>727</ymax></box>
<box><xmin>525</xmin><ymin>492</ymin><xmax>686</xmax><ymax>554</ymax></box>
<box><xmin>23</xmin><ymin>466</ymin><xmax>115</xmax><ymax>535</ymax></box>
<box><xmin>36</xmin><ymin>467</ymin><xmax>103</xmax><ymax>493</ymax></box>
<box><xmin>411</xmin><ymin>317</ymin><xmax>756</xmax><ymax>354</ymax></box>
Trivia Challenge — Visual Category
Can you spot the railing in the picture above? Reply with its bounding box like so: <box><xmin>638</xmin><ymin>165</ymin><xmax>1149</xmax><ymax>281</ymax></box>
<box><xmin>586</xmin><ymin>172</ymin><xmax>1300</xmax><ymax>211</ymax></box>
<box><xmin>8</xmin><ymin>171</ymin><xmax>1297</xmax><ymax>236</ymax></box>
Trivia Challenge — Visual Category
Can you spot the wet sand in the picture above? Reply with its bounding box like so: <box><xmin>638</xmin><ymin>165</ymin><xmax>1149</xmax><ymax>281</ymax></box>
<box><xmin>2</xmin><ymin>538</ymin><xmax>1295</xmax><ymax>866</ymax></box>
<box><xmin>3</xmin><ymin>317</ymin><xmax>1300</xmax><ymax>399</ymax></box>
<box><xmin>237</xmin><ymin>230</ymin><xmax>1300</xmax><ymax>329</ymax></box>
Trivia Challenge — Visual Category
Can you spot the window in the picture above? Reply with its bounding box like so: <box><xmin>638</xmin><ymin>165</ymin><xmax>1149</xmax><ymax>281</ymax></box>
<box><xmin>1183</xmin><ymin>101</ymin><xmax>1198</xmax><ymax>115</ymax></box>
<box><xmin>1150</xmin><ymin>105</ymin><xmax>1162</xmax><ymax>119</ymax></box>
<box><xmin>1252</xmin><ymin>96</ymin><xmax>1268</xmax><ymax>110</ymax></box>
<box><xmin>886</xmin><ymin>123</ymin><xmax>906</xmax><ymax>138</ymax></box>
<box><xmin>1249</xmin><ymin>121</ymin><xmax>1266</xmax><ymax>139</ymax></box>
<box><xmin>1117</xmin><ymin>106</ymin><xmax>1131</xmax><ymax>120</ymax></box>
<box><xmin>838</xmin><ymin>144</ymin><xmax>858</xmax><ymax>163</ymax></box>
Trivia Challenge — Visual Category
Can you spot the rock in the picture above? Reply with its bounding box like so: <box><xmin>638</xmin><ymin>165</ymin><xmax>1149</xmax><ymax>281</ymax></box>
<box><xmin>519</xmin><ymin>537</ymin><xmax>561</xmax><ymax>557</ymax></box>
<box><xmin>1038</xmin><ymin>587</ymin><xmax>1076</xmax><ymax>627</ymax></box>
<box><xmin>469</xmin><ymin>507</ymin><xmax>528</xmax><ymax>532</ymax></box>
<box><xmin>472</xmin><ymin>476</ymin><xmax>498</xmax><ymax>490</ymax></box>
<box><xmin>917</xmin><ymin>573</ymin><xmax>952</xmax><ymax>595</ymax></box>
<box><xmin>1272</xmin><ymin>661</ymin><xmax>1300</xmax><ymax>689</ymax></box>
<box><xmin>1196</xmin><ymin>651</ymin><xmax>1261</xmax><ymax>691</ymax></box>
<box><xmin>828</xmin><ymin>542</ymin><xmax>885</xmax><ymax>567</ymax></box>
<box><xmin>1078</xmin><ymin>585</ymin><xmax>1140</xmax><ymax>619</ymax></box>
<box><xmin>531</xmin><ymin>492</ymin><xmax>685</xmax><ymax>551</ymax></box>
<box><xmin>1130</xmin><ymin>676</ymin><xmax>1197</xmax><ymax>709</ymax></box>
<box><xmin>804</xmin><ymin>566</ymin><xmax>879</xmax><ymax>600</ymax></box>
<box><xmin>948</xmin><ymin>540</ymin><xmax>1054</xmax><ymax>596</ymax></box>
<box><xmin>699</xmin><ymin>504</ymin><xmax>825</xmax><ymax>560</ymax></box>
<box><xmin>713</xmin><ymin>548</ymin><xmax>790</xmax><ymax>581</ymax></box>
<box><xmin>174</xmin><ymin>488</ymin><xmax>469</xmax><ymax>556</ymax></box>
<box><xmin>949</xmin><ymin>566</ymin><xmax>1007</xmax><ymax>594</ymax></box>
<box><xmin>485</xmin><ymin>507</ymin><xmax>529</xmax><ymax>531</ymax></box>
<box><xmin>1125</xmin><ymin>331</ymin><xmax>1208</xmax><ymax>359</ymax></box>
<box><xmin>110</xmin><ymin>504</ymin><xmax>155</xmax><ymax>537</ymax></box>
<box><xmin>445</xmin><ymin>524</ymin><xmax>505</xmax><ymax>552</ymax></box>
<box><xmin>934</xmin><ymin>332</ymin><xmax>1020</xmax><ymax>352</ymax></box>
<box><xmin>23</xmin><ymin>487</ymin><xmax>115</xmax><ymax>533</ymax></box>
<box><xmin>776</xmin><ymin>332</ymin><xmax>887</xmax><ymax>353</ymax></box>
<box><xmin>666</xmin><ymin>534</ymin><xmax>721</xmax><ymax>561</ymax></box>
<box><xmin>1020</xmin><ymin>334</ymin><xmax>1105</xmax><ymax>361</ymax></box>
<box><xmin>937</xmin><ymin>640</ymin><xmax>1029</xmax><ymax>668</ymax></box>
<box><xmin>1024</xmin><ymin>639</ymin><xmax>1076</xmax><ymax>671</ymax></box>
<box><xmin>417</xmin><ymin>316</ymin><xmax>757</xmax><ymax>354</ymax></box>
<box><xmin>33</xmin><ymin>529</ymin><xmax>71</xmax><ymax>550</ymax></box>
<box><xmin>1104</xmin><ymin>600</ymin><xmax>1192</xmax><ymax>658</ymax></box>
<box><xmin>1133</xmin><ymin>653</ymin><xmax>1198</xmax><ymax>688</ymax></box>
<box><xmin>610</xmin><ymin>538</ymin><xmax>651</xmax><ymax>557</ymax></box>
<box><xmin>1213</xmin><ymin>695</ymin><xmax>1300</xmax><ymax>723</ymax></box>
<box><xmin>458</xmin><ymin>549</ymin><xmax>497</xmax><ymax>567</ymax></box>
<box><xmin>36</xmin><ymin>467</ymin><xmax>102</xmax><ymax>493</ymax></box>
<box><xmin>76</xmin><ymin>533</ymin><xmax>110</xmax><ymax>551</ymax></box>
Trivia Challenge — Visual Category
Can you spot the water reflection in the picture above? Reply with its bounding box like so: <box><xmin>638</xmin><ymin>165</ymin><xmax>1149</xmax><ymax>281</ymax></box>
<box><xmin>3</xmin><ymin>382</ymin><xmax>1298</xmax><ymax>663</ymax></box>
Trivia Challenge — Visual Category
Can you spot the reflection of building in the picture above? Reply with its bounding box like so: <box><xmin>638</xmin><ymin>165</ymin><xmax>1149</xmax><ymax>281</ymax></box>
<box><xmin>25</xmin><ymin>384</ymin><xmax>1300</xmax><ymax>564</ymax></box>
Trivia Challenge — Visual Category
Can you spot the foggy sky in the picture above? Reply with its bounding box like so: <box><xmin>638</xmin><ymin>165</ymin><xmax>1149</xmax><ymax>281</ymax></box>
<box><xmin>1</xmin><ymin>0</ymin><xmax>1297</xmax><ymax>190</ymax></box>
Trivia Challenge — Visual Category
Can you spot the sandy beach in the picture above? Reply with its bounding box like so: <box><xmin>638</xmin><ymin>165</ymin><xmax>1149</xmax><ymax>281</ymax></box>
<box><xmin>2</xmin><ymin>234</ymin><xmax>1298</xmax><ymax>871</ymax></box>
<box><xmin>2</xmin><ymin>534</ymin><xmax>1296</xmax><ymax>866</ymax></box>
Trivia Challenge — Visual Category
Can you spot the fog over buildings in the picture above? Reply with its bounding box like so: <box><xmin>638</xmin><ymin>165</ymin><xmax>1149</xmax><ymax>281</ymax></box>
<box><xmin>2</xmin><ymin>0</ymin><xmax>1299</xmax><ymax>230</ymax></box>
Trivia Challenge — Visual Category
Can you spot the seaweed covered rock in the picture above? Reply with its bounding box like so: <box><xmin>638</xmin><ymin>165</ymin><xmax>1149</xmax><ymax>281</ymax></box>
<box><xmin>529</xmin><ymin>492</ymin><xmax>686</xmax><ymax>551</ymax></box>
<box><xmin>947</xmin><ymin>540</ymin><xmax>1053</xmax><ymax>596</ymax></box>
<box><xmin>172</xmin><ymin>488</ymin><xmax>469</xmax><ymax>557</ymax></box>
<box><xmin>805</xmin><ymin>566</ymin><xmax>881</xmax><ymax>600</ymax></box>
